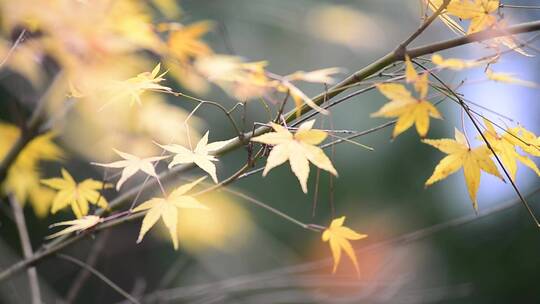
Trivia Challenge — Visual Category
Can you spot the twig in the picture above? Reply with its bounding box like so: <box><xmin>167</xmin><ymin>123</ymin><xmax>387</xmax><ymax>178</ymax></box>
<box><xmin>56</xmin><ymin>254</ymin><xmax>141</xmax><ymax>304</ymax></box>
<box><xmin>65</xmin><ymin>231</ymin><xmax>110</xmax><ymax>303</ymax></box>
<box><xmin>395</xmin><ymin>0</ymin><xmax>451</xmax><ymax>56</ymax></box>
<box><xmin>9</xmin><ymin>195</ymin><xmax>41</xmax><ymax>304</ymax></box>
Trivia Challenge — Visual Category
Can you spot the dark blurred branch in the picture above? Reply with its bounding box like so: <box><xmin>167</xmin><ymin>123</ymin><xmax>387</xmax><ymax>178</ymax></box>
<box><xmin>0</xmin><ymin>74</ymin><xmax>62</xmax><ymax>184</ymax></box>
<box><xmin>2</xmin><ymin>19</ymin><xmax>540</xmax><ymax>284</ymax></box>
<box><xmin>64</xmin><ymin>231</ymin><xmax>110</xmax><ymax>303</ymax></box>
<box><xmin>123</xmin><ymin>187</ymin><xmax>540</xmax><ymax>303</ymax></box>
<box><xmin>9</xmin><ymin>195</ymin><xmax>41</xmax><ymax>304</ymax></box>
<box><xmin>56</xmin><ymin>254</ymin><xmax>140</xmax><ymax>304</ymax></box>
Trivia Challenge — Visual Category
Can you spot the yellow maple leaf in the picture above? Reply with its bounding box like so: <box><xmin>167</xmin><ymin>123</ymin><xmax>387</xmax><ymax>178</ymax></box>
<box><xmin>0</xmin><ymin>123</ymin><xmax>63</xmax><ymax>166</ymax></box>
<box><xmin>432</xmin><ymin>54</ymin><xmax>483</xmax><ymax>70</ymax></box>
<box><xmin>195</xmin><ymin>55</ymin><xmax>274</xmax><ymax>101</ymax></box>
<box><xmin>251</xmin><ymin>120</ymin><xmax>337</xmax><ymax>193</ymax></box>
<box><xmin>481</xmin><ymin>120</ymin><xmax>540</xmax><ymax>181</ymax></box>
<box><xmin>132</xmin><ymin>177</ymin><xmax>208</xmax><ymax>249</ymax></box>
<box><xmin>46</xmin><ymin>215</ymin><xmax>102</xmax><ymax>239</ymax></box>
<box><xmin>446</xmin><ymin>0</ymin><xmax>499</xmax><ymax>34</ymax></box>
<box><xmin>167</xmin><ymin>21</ymin><xmax>213</xmax><ymax>63</ymax></box>
<box><xmin>322</xmin><ymin>216</ymin><xmax>367</xmax><ymax>274</ymax></box>
<box><xmin>405</xmin><ymin>55</ymin><xmax>429</xmax><ymax>98</ymax></box>
<box><xmin>281</xmin><ymin>82</ymin><xmax>330</xmax><ymax>117</ymax></box>
<box><xmin>372</xmin><ymin>83</ymin><xmax>442</xmax><ymax>138</ymax></box>
<box><xmin>285</xmin><ymin>67</ymin><xmax>343</xmax><ymax>84</ymax></box>
<box><xmin>1</xmin><ymin>123</ymin><xmax>63</xmax><ymax>217</ymax></box>
<box><xmin>423</xmin><ymin>128</ymin><xmax>503</xmax><ymax>211</ymax></box>
<box><xmin>486</xmin><ymin>69</ymin><xmax>537</xmax><ymax>87</ymax></box>
<box><xmin>41</xmin><ymin>169</ymin><xmax>109</xmax><ymax>218</ymax></box>
<box><xmin>3</xmin><ymin>164</ymin><xmax>55</xmax><ymax>218</ymax></box>
<box><xmin>158</xmin><ymin>131</ymin><xmax>232</xmax><ymax>183</ymax></box>
<box><xmin>102</xmin><ymin>63</ymin><xmax>172</xmax><ymax>110</ymax></box>
<box><xmin>506</xmin><ymin>126</ymin><xmax>540</xmax><ymax>157</ymax></box>
<box><xmin>92</xmin><ymin>149</ymin><xmax>167</xmax><ymax>190</ymax></box>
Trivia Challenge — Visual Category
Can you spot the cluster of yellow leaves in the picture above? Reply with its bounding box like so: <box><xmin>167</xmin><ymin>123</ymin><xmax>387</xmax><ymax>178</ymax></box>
<box><xmin>133</xmin><ymin>177</ymin><xmax>208</xmax><ymax>249</ymax></box>
<box><xmin>322</xmin><ymin>216</ymin><xmax>367</xmax><ymax>274</ymax></box>
<box><xmin>480</xmin><ymin>120</ymin><xmax>540</xmax><ymax>181</ymax></box>
<box><xmin>424</xmin><ymin>129</ymin><xmax>502</xmax><ymax>211</ymax></box>
<box><xmin>251</xmin><ymin>120</ymin><xmax>337</xmax><ymax>193</ymax></box>
<box><xmin>424</xmin><ymin>122</ymin><xmax>540</xmax><ymax>211</ymax></box>
<box><xmin>100</xmin><ymin>63</ymin><xmax>173</xmax><ymax>110</ymax></box>
<box><xmin>425</xmin><ymin>0</ymin><xmax>529</xmax><ymax>55</ymax></box>
<box><xmin>41</xmin><ymin>169</ymin><xmax>109</xmax><ymax>218</ymax></box>
<box><xmin>372</xmin><ymin>57</ymin><xmax>442</xmax><ymax>138</ymax></box>
<box><xmin>0</xmin><ymin>123</ymin><xmax>63</xmax><ymax>217</ymax></box>
<box><xmin>195</xmin><ymin>55</ymin><xmax>340</xmax><ymax>115</ymax></box>
<box><xmin>249</xmin><ymin>119</ymin><xmax>368</xmax><ymax>273</ymax></box>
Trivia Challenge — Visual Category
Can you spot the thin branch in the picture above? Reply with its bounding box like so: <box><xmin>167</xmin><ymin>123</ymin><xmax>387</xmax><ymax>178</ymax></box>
<box><xmin>9</xmin><ymin>195</ymin><xmax>41</xmax><ymax>304</ymax></box>
<box><xmin>56</xmin><ymin>254</ymin><xmax>141</xmax><ymax>304</ymax></box>
<box><xmin>65</xmin><ymin>231</ymin><xmax>110</xmax><ymax>303</ymax></box>
<box><xmin>0</xmin><ymin>29</ymin><xmax>26</xmax><ymax>68</ymax></box>
<box><xmin>396</xmin><ymin>0</ymin><xmax>451</xmax><ymax>55</ymax></box>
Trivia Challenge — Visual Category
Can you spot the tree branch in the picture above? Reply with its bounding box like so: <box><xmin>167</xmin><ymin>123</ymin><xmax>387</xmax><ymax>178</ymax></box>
<box><xmin>8</xmin><ymin>195</ymin><xmax>41</xmax><ymax>304</ymax></box>
<box><xmin>56</xmin><ymin>254</ymin><xmax>140</xmax><ymax>304</ymax></box>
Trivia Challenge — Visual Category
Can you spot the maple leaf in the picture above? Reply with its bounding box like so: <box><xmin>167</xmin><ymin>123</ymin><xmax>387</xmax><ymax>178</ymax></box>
<box><xmin>46</xmin><ymin>215</ymin><xmax>102</xmax><ymax>239</ymax></box>
<box><xmin>0</xmin><ymin>123</ymin><xmax>63</xmax><ymax>217</ymax></box>
<box><xmin>41</xmin><ymin>169</ymin><xmax>110</xmax><ymax>218</ymax></box>
<box><xmin>284</xmin><ymin>67</ymin><xmax>343</xmax><ymax>84</ymax></box>
<box><xmin>404</xmin><ymin>55</ymin><xmax>429</xmax><ymax>98</ymax></box>
<box><xmin>251</xmin><ymin>120</ymin><xmax>337</xmax><ymax>193</ymax></box>
<box><xmin>486</xmin><ymin>69</ymin><xmax>537</xmax><ymax>87</ymax></box>
<box><xmin>133</xmin><ymin>177</ymin><xmax>208</xmax><ymax>249</ymax></box>
<box><xmin>3</xmin><ymin>164</ymin><xmax>55</xmax><ymax>218</ymax></box>
<box><xmin>167</xmin><ymin>21</ymin><xmax>213</xmax><ymax>63</ymax></box>
<box><xmin>423</xmin><ymin>128</ymin><xmax>503</xmax><ymax>211</ymax></box>
<box><xmin>446</xmin><ymin>0</ymin><xmax>499</xmax><ymax>34</ymax></box>
<box><xmin>92</xmin><ymin>149</ymin><xmax>167</xmax><ymax>191</ymax></box>
<box><xmin>280</xmin><ymin>81</ymin><xmax>330</xmax><ymax>117</ymax></box>
<box><xmin>372</xmin><ymin>83</ymin><xmax>442</xmax><ymax>138</ymax></box>
<box><xmin>103</xmin><ymin>63</ymin><xmax>172</xmax><ymax>109</ymax></box>
<box><xmin>506</xmin><ymin>126</ymin><xmax>540</xmax><ymax>157</ymax></box>
<box><xmin>195</xmin><ymin>55</ymin><xmax>275</xmax><ymax>101</ymax></box>
<box><xmin>480</xmin><ymin>119</ymin><xmax>540</xmax><ymax>181</ymax></box>
<box><xmin>158</xmin><ymin>131</ymin><xmax>232</xmax><ymax>183</ymax></box>
<box><xmin>322</xmin><ymin>216</ymin><xmax>367</xmax><ymax>274</ymax></box>
<box><xmin>432</xmin><ymin>54</ymin><xmax>483</xmax><ymax>70</ymax></box>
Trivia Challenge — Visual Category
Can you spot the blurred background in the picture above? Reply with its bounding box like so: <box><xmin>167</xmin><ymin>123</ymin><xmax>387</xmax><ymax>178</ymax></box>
<box><xmin>1</xmin><ymin>0</ymin><xmax>540</xmax><ymax>303</ymax></box>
